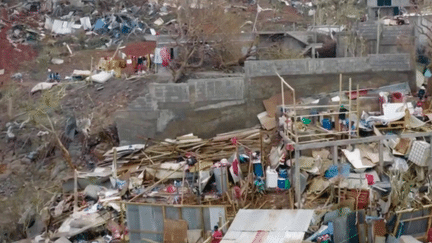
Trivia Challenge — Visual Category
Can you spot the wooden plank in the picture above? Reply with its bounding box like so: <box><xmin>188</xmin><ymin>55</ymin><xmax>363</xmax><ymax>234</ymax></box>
<box><xmin>295</xmin><ymin>149</ymin><xmax>301</xmax><ymax>208</ymax></box>
<box><xmin>163</xmin><ymin>219</ymin><xmax>188</xmax><ymax>243</ymax></box>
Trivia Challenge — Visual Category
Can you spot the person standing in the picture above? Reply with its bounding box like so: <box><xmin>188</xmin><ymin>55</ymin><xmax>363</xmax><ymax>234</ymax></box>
<box><xmin>212</xmin><ymin>225</ymin><xmax>223</xmax><ymax>243</ymax></box>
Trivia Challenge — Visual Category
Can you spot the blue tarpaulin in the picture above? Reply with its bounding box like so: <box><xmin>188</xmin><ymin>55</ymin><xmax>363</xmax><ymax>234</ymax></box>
<box><xmin>94</xmin><ymin>19</ymin><xmax>106</xmax><ymax>30</ymax></box>
<box><xmin>425</xmin><ymin>69</ymin><xmax>431</xmax><ymax>78</ymax></box>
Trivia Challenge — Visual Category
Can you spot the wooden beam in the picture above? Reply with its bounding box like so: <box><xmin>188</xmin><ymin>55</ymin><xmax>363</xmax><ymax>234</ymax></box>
<box><xmin>295</xmin><ymin>149</ymin><xmax>301</xmax><ymax>209</ymax></box>
<box><xmin>333</xmin><ymin>145</ymin><xmax>338</xmax><ymax>164</ymax></box>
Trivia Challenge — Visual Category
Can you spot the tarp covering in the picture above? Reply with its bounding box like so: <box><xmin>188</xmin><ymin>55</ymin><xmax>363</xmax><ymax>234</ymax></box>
<box><xmin>31</xmin><ymin>82</ymin><xmax>58</xmax><ymax>93</ymax></box>
<box><xmin>80</xmin><ymin>17</ymin><xmax>92</xmax><ymax>30</ymax></box>
<box><xmin>52</xmin><ymin>19</ymin><xmax>73</xmax><ymax>34</ymax></box>
<box><xmin>94</xmin><ymin>19</ymin><xmax>106</xmax><ymax>30</ymax></box>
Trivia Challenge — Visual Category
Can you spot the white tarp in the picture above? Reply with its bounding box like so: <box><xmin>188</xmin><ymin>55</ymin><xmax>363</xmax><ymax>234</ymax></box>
<box><xmin>72</xmin><ymin>70</ymin><xmax>92</xmax><ymax>77</ymax></box>
<box><xmin>52</xmin><ymin>19</ymin><xmax>73</xmax><ymax>34</ymax></box>
<box><xmin>366</xmin><ymin>103</ymin><xmax>413</xmax><ymax>125</ymax></box>
<box><xmin>44</xmin><ymin>16</ymin><xmax>53</xmax><ymax>30</ymax></box>
<box><xmin>86</xmin><ymin>71</ymin><xmax>114</xmax><ymax>83</ymax></box>
<box><xmin>80</xmin><ymin>17</ymin><xmax>92</xmax><ymax>30</ymax></box>
<box><xmin>154</xmin><ymin>48</ymin><xmax>162</xmax><ymax>64</ymax></box>
<box><xmin>31</xmin><ymin>82</ymin><xmax>58</xmax><ymax>93</ymax></box>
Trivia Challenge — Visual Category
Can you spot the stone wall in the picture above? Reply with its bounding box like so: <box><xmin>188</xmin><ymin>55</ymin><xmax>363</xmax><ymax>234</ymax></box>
<box><xmin>115</xmin><ymin>54</ymin><xmax>415</xmax><ymax>145</ymax></box>
<box><xmin>244</xmin><ymin>54</ymin><xmax>412</xmax><ymax>77</ymax></box>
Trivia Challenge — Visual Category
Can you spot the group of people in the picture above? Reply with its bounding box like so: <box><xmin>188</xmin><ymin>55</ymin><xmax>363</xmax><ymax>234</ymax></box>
<box><xmin>47</xmin><ymin>69</ymin><xmax>61</xmax><ymax>82</ymax></box>
<box><xmin>133</xmin><ymin>54</ymin><xmax>153</xmax><ymax>74</ymax></box>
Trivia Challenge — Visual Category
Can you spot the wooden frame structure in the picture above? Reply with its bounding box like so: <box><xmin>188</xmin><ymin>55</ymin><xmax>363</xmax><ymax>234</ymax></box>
<box><xmin>294</xmin><ymin>132</ymin><xmax>432</xmax><ymax>208</ymax></box>
<box><xmin>275</xmin><ymin>73</ymin><xmax>361</xmax><ymax>144</ymax></box>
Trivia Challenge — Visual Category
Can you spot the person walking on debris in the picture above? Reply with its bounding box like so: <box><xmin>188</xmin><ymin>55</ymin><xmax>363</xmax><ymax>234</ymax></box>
<box><xmin>212</xmin><ymin>225</ymin><xmax>223</xmax><ymax>243</ymax></box>
<box><xmin>47</xmin><ymin>69</ymin><xmax>54</xmax><ymax>82</ymax></box>
<box><xmin>418</xmin><ymin>83</ymin><xmax>427</xmax><ymax>100</ymax></box>
<box><xmin>231</xmin><ymin>183</ymin><xmax>243</xmax><ymax>208</ymax></box>
<box><xmin>54</xmin><ymin>72</ymin><xmax>61</xmax><ymax>82</ymax></box>
<box><xmin>137</xmin><ymin>56</ymin><xmax>144</xmax><ymax>73</ymax></box>
<box><xmin>339</xmin><ymin>105</ymin><xmax>348</xmax><ymax>131</ymax></box>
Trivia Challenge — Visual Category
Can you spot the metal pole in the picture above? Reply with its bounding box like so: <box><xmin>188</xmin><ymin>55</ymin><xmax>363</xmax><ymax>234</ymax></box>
<box><xmin>295</xmin><ymin>149</ymin><xmax>301</xmax><ymax>208</ymax></box>
<box><xmin>281</xmin><ymin>78</ymin><xmax>285</xmax><ymax>113</ymax></box>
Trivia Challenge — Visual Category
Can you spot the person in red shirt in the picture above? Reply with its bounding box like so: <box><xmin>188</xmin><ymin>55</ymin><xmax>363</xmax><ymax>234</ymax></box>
<box><xmin>212</xmin><ymin>226</ymin><xmax>223</xmax><ymax>243</ymax></box>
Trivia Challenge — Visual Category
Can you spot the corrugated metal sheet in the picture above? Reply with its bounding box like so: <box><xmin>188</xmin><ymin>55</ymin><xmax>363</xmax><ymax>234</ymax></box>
<box><xmin>227</xmin><ymin>209</ymin><xmax>313</xmax><ymax>232</ymax></box>
<box><xmin>220</xmin><ymin>209</ymin><xmax>313</xmax><ymax>243</ymax></box>
<box><xmin>126</xmin><ymin>203</ymin><xmax>226</xmax><ymax>243</ymax></box>
<box><xmin>222</xmin><ymin>231</ymin><xmax>305</xmax><ymax>243</ymax></box>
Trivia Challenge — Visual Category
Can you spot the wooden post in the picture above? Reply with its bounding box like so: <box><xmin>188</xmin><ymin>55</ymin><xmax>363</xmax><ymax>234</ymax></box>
<box><xmin>121</xmin><ymin>202</ymin><xmax>125</xmax><ymax>242</ymax></box>
<box><xmin>333</xmin><ymin>145</ymin><xmax>338</xmax><ymax>164</ymax></box>
<box><xmin>74</xmin><ymin>169</ymin><xmax>78</xmax><ymax>214</ymax></box>
<box><xmin>113</xmin><ymin>148</ymin><xmax>118</xmax><ymax>179</ymax></box>
<box><xmin>429</xmin><ymin>135</ymin><xmax>432</xmax><ymax>172</ymax></box>
<box><xmin>281</xmin><ymin>78</ymin><xmax>285</xmax><ymax>113</ymax></box>
<box><xmin>181</xmin><ymin>166</ymin><xmax>186</xmax><ymax>205</ymax></box>
<box><xmin>338</xmin><ymin>74</ymin><xmax>342</xmax><ymax>131</ymax></box>
<box><xmin>379</xmin><ymin>140</ymin><xmax>384</xmax><ymax>173</ymax></box>
<box><xmin>349</xmin><ymin>78</ymin><xmax>352</xmax><ymax>139</ymax></box>
<box><xmin>260</xmin><ymin>131</ymin><xmax>263</xmax><ymax>168</ymax></box>
<box><xmin>200</xmin><ymin>207</ymin><xmax>205</xmax><ymax>235</ymax></box>
<box><xmin>198</xmin><ymin>159</ymin><xmax>202</xmax><ymax>197</ymax></box>
<box><xmin>357</xmin><ymin>84</ymin><xmax>360</xmax><ymax>137</ymax></box>
<box><xmin>376</xmin><ymin>9</ymin><xmax>381</xmax><ymax>54</ymax></box>
<box><xmin>295</xmin><ymin>149</ymin><xmax>301</xmax><ymax>208</ymax></box>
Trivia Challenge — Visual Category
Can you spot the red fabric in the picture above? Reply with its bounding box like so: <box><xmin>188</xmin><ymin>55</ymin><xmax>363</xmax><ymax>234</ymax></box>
<box><xmin>365</xmin><ymin>174</ymin><xmax>374</xmax><ymax>185</ymax></box>
<box><xmin>231</xmin><ymin>137</ymin><xmax>238</xmax><ymax>145</ymax></box>
<box><xmin>212</xmin><ymin>231</ymin><xmax>223</xmax><ymax>243</ymax></box>
<box><xmin>286</xmin><ymin>144</ymin><xmax>294</xmax><ymax>151</ymax></box>
<box><xmin>160</xmin><ymin>47</ymin><xmax>171</xmax><ymax>67</ymax></box>
<box><xmin>166</xmin><ymin>185</ymin><xmax>176</xmax><ymax>193</ymax></box>
<box><xmin>232</xmin><ymin>159</ymin><xmax>239</xmax><ymax>176</ymax></box>
<box><xmin>428</xmin><ymin>228</ymin><xmax>432</xmax><ymax>242</ymax></box>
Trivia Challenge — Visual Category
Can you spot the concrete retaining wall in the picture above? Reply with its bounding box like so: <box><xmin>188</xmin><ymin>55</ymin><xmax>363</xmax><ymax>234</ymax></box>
<box><xmin>244</xmin><ymin>54</ymin><xmax>412</xmax><ymax>77</ymax></box>
<box><xmin>116</xmin><ymin>54</ymin><xmax>415</xmax><ymax>145</ymax></box>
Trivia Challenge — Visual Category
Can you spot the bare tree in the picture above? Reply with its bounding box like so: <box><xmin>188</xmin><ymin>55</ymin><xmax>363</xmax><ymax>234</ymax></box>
<box><xmin>23</xmin><ymin>85</ymin><xmax>76</xmax><ymax>169</ymax></box>
<box><xmin>315</xmin><ymin>0</ymin><xmax>365</xmax><ymax>26</ymax></box>
<box><xmin>413</xmin><ymin>1</ymin><xmax>432</xmax><ymax>65</ymax></box>
<box><xmin>165</xmin><ymin>0</ymin><xmax>256</xmax><ymax>82</ymax></box>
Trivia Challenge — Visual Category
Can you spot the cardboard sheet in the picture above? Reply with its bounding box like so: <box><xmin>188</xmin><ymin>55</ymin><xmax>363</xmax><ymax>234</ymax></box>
<box><xmin>342</xmin><ymin>149</ymin><xmax>375</xmax><ymax>169</ymax></box>
<box><xmin>164</xmin><ymin>219</ymin><xmax>188</xmax><ymax>243</ymax></box>
<box><xmin>263</xmin><ymin>93</ymin><xmax>293</xmax><ymax>117</ymax></box>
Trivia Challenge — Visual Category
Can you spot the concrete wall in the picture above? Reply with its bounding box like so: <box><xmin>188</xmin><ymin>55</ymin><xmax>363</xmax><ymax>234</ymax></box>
<box><xmin>115</xmin><ymin>76</ymin><xmax>255</xmax><ymax>145</ymax></box>
<box><xmin>116</xmin><ymin>54</ymin><xmax>415</xmax><ymax>145</ymax></box>
<box><xmin>244</xmin><ymin>54</ymin><xmax>412</xmax><ymax>77</ymax></box>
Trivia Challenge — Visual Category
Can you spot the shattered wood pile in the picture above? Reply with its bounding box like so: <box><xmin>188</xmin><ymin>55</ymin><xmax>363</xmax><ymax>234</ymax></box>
<box><xmin>101</xmin><ymin>126</ymin><xmax>262</xmax><ymax>167</ymax></box>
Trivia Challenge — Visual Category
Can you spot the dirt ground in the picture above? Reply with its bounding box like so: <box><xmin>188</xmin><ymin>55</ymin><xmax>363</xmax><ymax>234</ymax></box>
<box><xmin>0</xmin><ymin>8</ymin><xmax>39</xmax><ymax>84</ymax></box>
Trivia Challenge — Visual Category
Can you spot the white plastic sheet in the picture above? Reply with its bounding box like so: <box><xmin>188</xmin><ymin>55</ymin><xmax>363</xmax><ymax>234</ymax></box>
<box><xmin>87</xmin><ymin>71</ymin><xmax>114</xmax><ymax>83</ymax></box>
<box><xmin>31</xmin><ymin>82</ymin><xmax>58</xmax><ymax>93</ymax></box>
